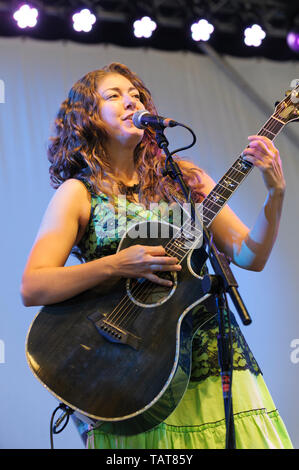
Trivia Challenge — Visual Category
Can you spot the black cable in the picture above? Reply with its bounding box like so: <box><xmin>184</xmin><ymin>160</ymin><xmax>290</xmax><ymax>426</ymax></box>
<box><xmin>170</xmin><ymin>123</ymin><xmax>197</xmax><ymax>156</ymax></box>
<box><xmin>162</xmin><ymin>122</ymin><xmax>197</xmax><ymax>220</ymax></box>
<box><xmin>163</xmin><ymin>122</ymin><xmax>197</xmax><ymax>180</ymax></box>
<box><xmin>50</xmin><ymin>403</ymin><xmax>74</xmax><ymax>449</ymax></box>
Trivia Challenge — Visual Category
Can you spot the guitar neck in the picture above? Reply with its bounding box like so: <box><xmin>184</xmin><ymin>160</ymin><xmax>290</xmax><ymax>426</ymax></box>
<box><xmin>202</xmin><ymin>114</ymin><xmax>285</xmax><ymax>228</ymax></box>
<box><xmin>164</xmin><ymin>113</ymin><xmax>286</xmax><ymax>261</ymax></box>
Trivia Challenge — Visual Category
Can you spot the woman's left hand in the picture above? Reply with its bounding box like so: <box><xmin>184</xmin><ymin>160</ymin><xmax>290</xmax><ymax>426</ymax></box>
<box><xmin>242</xmin><ymin>135</ymin><xmax>286</xmax><ymax>194</ymax></box>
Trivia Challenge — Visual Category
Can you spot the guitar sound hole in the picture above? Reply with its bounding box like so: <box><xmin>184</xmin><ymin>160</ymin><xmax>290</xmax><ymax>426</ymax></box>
<box><xmin>126</xmin><ymin>272</ymin><xmax>177</xmax><ymax>307</ymax></box>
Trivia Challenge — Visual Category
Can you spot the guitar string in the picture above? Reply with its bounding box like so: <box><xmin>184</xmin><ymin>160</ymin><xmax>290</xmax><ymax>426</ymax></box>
<box><xmin>103</xmin><ymin>212</ymin><xmax>203</xmax><ymax>327</ymax></box>
<box><xmin>117</xmin><ymin>226</ymin><xmax>203</xmax><ymax>330</ymax></box>
<box><xmin>102</xmin><ymin>106</ymin><xmax>290</xmax><ymax>329</ymax></box>
<box><xmin>114</xmin><ymin>229</ymin><xmax>201</xmax><ymax>329</ymax></box>
<box><xmin>104</xmin><ymin>219</ymin><xmax>201</xmax><ymax>327</ymax></box>
<box><xmin>107</xmin><ymin>215</ymin><xmax>207</xmax><ymax>329</ymax></box>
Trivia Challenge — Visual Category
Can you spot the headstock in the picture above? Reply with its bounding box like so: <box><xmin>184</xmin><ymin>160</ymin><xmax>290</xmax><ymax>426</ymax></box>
<box><xmin>275</xmin><ymin>80</ymin><xmax>299</xmax><ymax>123</ymax></box>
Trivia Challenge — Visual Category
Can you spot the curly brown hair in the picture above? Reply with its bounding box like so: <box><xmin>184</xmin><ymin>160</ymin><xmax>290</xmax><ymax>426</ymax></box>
<box><xmin>47</xmin><ymin>62</ymin><xmax>205</xmax><ymax>206</ymax></box>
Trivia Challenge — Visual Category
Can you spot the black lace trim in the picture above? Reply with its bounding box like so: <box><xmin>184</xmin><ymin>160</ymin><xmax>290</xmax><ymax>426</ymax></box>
<box><xmin>118</xmin><ymin>182</ymin><xmax>141</xmax><ymax>195</ymax></box>
<box><xmin>190</xmin><ymin>311</ymin><xmax>262</xmax><ymax>384</ymax></box>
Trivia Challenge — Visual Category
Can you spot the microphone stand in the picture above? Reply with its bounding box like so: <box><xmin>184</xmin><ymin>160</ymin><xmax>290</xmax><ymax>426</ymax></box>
<box><xmin>154</xmin><ymin>126</ymin><xmax>252</xmax><ymax>450</ymax></box>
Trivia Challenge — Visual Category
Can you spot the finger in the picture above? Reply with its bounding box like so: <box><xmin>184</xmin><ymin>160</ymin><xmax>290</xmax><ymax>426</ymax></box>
<box><xmin>243</xmin><ymin>151</ymin><xmax>269</xmax><ymax>164</ymax></box>
<box><xmin>248</xmin><ymin>135</ymin><xmax>272</xmax><ymax>146</ymax></box>
<box><xmin>242</xmin><ymin>147</ymin><xmax>275</xmax><ymax>162</ymax></box>
<box><xmin>150</xmin><ymin>263</ymin><xmax>182</xmax><ymax>272</ymax></box>
<box><xmin>248</xmin><ymin>135</ymin><xmax>278</xmax><ymax>156</ymax></box>
<box><xmin>242</xmin><ymin>153</ymin><xmax>269</xmax><ymax>165</ymax></box>
<box><xmin>144</xmin><ymin>245</ymin><xmax>166</xmax><ymax>256</ymax></box>
<box><xmin>146</xmin><ymin>273</ymin><xmax>173</xmax><ymax>287</ymax></box>
<box><xmin>247</xmin><ymin>140</ymin><xmax>273</xmax><ymax>157</ymax></box>
<box><xmin>241</xmin><ymin>154</ymin><xmax>264</xmax><ymax>167</ymax></box>
<box><xmin>148</xmin><ymin>255</ymin><xmax>179</xmax><ymax>265</ymax></box>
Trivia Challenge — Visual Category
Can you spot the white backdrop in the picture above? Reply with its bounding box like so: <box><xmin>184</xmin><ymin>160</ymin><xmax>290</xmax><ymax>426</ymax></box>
<box><xmin>0</xmin><ymin>37</ymin><xmax>298</xmax><ymax>449</ymax></box>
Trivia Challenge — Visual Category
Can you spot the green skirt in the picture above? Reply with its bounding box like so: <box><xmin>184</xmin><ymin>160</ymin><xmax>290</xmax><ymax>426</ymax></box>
<box><xmin>85</xmin><ymin>369</ymin><xmax>293</xmax><ymax>449</ymax></box>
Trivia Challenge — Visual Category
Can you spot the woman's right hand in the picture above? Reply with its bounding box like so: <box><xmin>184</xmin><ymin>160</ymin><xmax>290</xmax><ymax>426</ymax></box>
<box><xmin>111</xmin><ymin>245</ymin><xmax>182</xmax><ymax>287</ymax></box>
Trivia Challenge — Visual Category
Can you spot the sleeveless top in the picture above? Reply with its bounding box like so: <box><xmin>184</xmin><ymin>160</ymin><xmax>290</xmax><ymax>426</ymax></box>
<box><xmin>73</xmin><ymin>179</ymin><xmax>262</xmax><ymax>383</ymax></box>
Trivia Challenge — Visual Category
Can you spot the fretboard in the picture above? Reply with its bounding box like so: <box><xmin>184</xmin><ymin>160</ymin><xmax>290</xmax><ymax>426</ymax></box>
<box><xmin>202</xmin><ymin>114</ymin><xmax>285</xmax><ymax>228</ymax></box>
<box><xmin>164</xmin><ymin>113</ymin><xmax>286</xmax><ymax>261</ymax></box>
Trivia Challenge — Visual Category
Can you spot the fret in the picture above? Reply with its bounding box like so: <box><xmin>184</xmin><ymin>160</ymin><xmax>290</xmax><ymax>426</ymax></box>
<box><xmin>205</xmin><ymin>192</ymin><xmax>225</xmax><ymax>208</ymax></box>
<box><xmin>200</xmin><ymin>153</ymin><xmax>255</xmax><ymax>229</ymax></box>
<box><xmin>261</xmin><ymin>128</ymin><xmax>276</xmax><ymax>136</ymax></box>
<box><xmin>202</xmin><ymin>215</ymin><xmax>210</xmax><ymax>226</ymax></box>
<box><xmin>203</xmin><ymin>206</ymin><xmax>218</xmax><ymax>221</ymax></box>
<box><xmin>259</xmin><ymin>117</ymin><xmax>285</xmax><ymax>140</ymax></box>
<box><xmin>227</xmin><ymin>168</ymin><xmax>244</xmax><ymax>181</ymax></box>
<box><xmin>172</xmin><ymin>239</ymin><xmax>191</xmax><ymax>254</ymax></box>
<box><xmin>261</xmin><ymin>130</ymin><xmax>275</xmax><ymax>140</ymax></box>
<box><xmin>267</xmin><ymin>116</ymin><xmax>285</xmax><ymax>126</ymax></box>
<box><xmin>166</xmin><ymin>225</ymin><xmax>200</xmax><ymax>260</ymax></box>
<box><xmin>222</xmin><ymin>173</ymin><xmax>240</xmax><ymax>185</ymax></box>
<box><xmin>166</xmin><ymin>245</ymin><xmax>185</xmax><ymax>258</ymax></box>
<box><xmin>214</xmin><ymin>182</ymin><xmax>234</xmax><ymax>199</ymax></box>
<box><xmin>234</xmin><ymin>157</ymin><xmax>253</xmax><ymax>172</ymax></box>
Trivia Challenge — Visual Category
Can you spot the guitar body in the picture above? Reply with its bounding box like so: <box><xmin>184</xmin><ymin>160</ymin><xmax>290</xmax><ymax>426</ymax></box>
<box><xmin>26</xmin><ymin>221</ymin><xmax>218</xmax><ymax>435</ymax></box>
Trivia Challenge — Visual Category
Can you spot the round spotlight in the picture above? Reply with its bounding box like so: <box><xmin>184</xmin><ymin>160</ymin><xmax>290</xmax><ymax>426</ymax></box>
<box><xmin>72</xmin><ymin>8</ymin><xmax>96</xmax><ymax>33</ymax></box>
<box><xmin>191</xmin><ymin>19</ymin><xmax>214</xmax><ymax>42</ymax></box>
<box><xmin>287</xmin><ymin>31</ymin><xmax>299</xmax><ymax>53</ymax></box>
<box><xmin>13</xmin><ymin>4</ymin><xmax>38</xmax><ymax>29</ymax></box>
<box><xmin>244</xmin><ymin>24</ymin><xmax>266</xmax><ymax>47</ymax></box>
<box><xmin>133</xmin><ymin>16</ymin><xmax>157</xmax><ymax>38</ymax></box>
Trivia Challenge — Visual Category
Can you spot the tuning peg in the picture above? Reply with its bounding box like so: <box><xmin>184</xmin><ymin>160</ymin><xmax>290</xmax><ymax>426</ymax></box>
<box><xmin>274</xmin><ymin>100</ymin><xmax>287</xmax><ymax>109</ymax></box>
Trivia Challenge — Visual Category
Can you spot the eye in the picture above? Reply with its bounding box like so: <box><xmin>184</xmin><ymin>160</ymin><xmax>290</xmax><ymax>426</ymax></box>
<box><xmin>130</xmin><ymin>91</ymin><xmax>141</xmax><ymax>100</ymax></box>
<box><xmin>106</xmin><ymin>93</ymin><xmax>119</xmax><ymax>100</ymax></box>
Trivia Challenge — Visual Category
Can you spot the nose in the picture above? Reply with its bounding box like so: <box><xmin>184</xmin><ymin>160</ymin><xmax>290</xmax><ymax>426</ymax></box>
<box><xmin>123</xmin><ymin>94</ymin><xmax>136</xmax><ymax>110</ymax></box>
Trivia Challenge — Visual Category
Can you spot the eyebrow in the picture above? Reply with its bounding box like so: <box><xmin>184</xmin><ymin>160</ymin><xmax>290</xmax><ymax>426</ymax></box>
<box><xmin>102</xmin><ymin>86</ymin><xmax>139</xmax><ymax>94</ymax></box>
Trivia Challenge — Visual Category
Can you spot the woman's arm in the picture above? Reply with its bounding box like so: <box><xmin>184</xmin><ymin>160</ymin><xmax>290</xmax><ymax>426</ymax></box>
<box><xmin>200</xmin><ymin>135</ymin><xmax>285</xmax><ymax>271</ymax></box>
<box><xmin>21</xmin><ymin>179</ymin><xmax>181</xmax><ymax>307</ymax></box>
<box><xmin>20</xmin><ymin>179</ymin><xmax>116</xmax><ymax>306</ymax></box>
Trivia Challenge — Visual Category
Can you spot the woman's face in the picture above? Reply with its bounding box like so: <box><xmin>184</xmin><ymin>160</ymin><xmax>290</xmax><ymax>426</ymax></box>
<box><xmin>97</xmin><ymin>73</ymin><xmax>145</xmax><ymax>147</ymax></box>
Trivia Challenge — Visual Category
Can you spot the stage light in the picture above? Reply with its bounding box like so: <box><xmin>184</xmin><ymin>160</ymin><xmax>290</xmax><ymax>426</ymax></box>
<box><xmin>191</xmin><ymin>19</ymin><xmax>214</xmax><ymax>42</ymax></box>
<box><xmin>287</xmin><ymin>31</ymin><xmax>299</xmax><ymax>53</ymax></box>
<box><xmin>72</xmin><ymin>8</ymin><xmax>96</xmax><ymax>32</ymax></box>
<box><xmin>244</xmin><ymin>24</ymin><xmax>266</xmax><ymax>47</ymax></box>
<box><xmin>13</xmin><ymin>4</ymin><xmax>38</xmax><ymax>29</ymax></box>
<box><xmin>133</xmin><ymin>16</ymin><xmax>157</xmax><ymax>38</ymax></box>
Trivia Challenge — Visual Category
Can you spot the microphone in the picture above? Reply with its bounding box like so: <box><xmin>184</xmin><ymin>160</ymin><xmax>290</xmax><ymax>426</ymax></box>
<box><xmin>132</xmin><ymin>110</ymin><xmax>179</xmax><ymax>129</ymax></box>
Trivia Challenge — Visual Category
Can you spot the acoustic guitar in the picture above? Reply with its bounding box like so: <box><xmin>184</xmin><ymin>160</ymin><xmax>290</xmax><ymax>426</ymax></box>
<box><xmin>26</xmin><ymin>85</ymin><xmax>299</xmax><ymax>435</ymax></box>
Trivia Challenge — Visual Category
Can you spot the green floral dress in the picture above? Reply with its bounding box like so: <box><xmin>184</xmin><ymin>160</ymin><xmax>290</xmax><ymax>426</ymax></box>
<box><xmin>72</xmin><ymin>179</ymin><xmax>293</xmax><ymax>450</ymax></box>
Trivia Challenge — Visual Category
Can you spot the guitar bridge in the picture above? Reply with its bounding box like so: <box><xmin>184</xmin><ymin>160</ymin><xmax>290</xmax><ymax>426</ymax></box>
<box><xmin>88</xmin><ymin>312</ymin><xmax>140</xmax><ymax>350</ymax></box>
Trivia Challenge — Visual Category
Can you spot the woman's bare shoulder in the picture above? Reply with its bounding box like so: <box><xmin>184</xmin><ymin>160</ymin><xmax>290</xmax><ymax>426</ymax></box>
<box><xmin>55</xmin><ymin>178</ymin><xmax>91</xmax><ymax>197</ymax></box>
<box><xmin>39</xmin><ymin>178</ymin><xmax>91</xmax><ymax>236</ymax></box>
